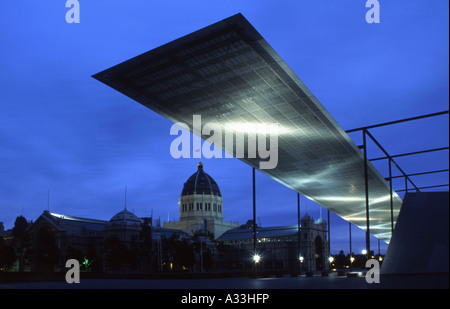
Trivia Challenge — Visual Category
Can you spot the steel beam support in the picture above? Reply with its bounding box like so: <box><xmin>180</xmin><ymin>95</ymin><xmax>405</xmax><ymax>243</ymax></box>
<box><xmin>346</xmin><ymin>110</ymin><xmax>449</xmax><ymax>133</ymax></box>
<box><xmin>362</xmin><ymin>129</ymin><xmax>370</xmax><ymax>258</ymax></box>
<box><xmin>370</xmin><ymin>147</ymin><xmax>449</xmax><ymax>162</ymax></box>
<box><xmin>297</xmin><ymin>192</ymin><xmax>301</xmax><ymax>275</ymax></box>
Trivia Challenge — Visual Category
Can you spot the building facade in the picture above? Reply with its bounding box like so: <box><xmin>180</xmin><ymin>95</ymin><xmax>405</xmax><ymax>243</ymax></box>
<box><xmin>25</xmin><ymin>209</ymin><xmax>187</xmax><ymax>272</ymax></box>
<box><xmin>217</xmin><ymin>214</ymin><xmax>329</xmax><ymax>272</ymax></box>
<box><xmin>6</xmin><ymin>162</ymin><xmax>329</xmax><ymax>273</ymax></box>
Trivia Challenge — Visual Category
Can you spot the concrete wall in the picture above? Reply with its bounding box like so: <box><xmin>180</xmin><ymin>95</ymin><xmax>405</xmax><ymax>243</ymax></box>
<box><xmin>381</xmin><ymin>192</ymin><xmax>449</xmax><ymax>274</ymax></box>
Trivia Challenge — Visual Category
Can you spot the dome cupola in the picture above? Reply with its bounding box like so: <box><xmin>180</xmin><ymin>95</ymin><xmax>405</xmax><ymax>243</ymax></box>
<box><xmin>181</xmin><ymin>161</ymin><xmax>222</xmax><ymax>197</ymax></box>
<box><xmin>178</xmin><ymin>162</ymin><xmax>224</xmax><ymax>222</ymax></box>
<box><xmin>163</xmin><ymin>161</ymin><xmax>239</xmax><ymax>239</ymax></box>
<box><xmin>109</xmin><ymin>209</ymin><xmax>141</xmax><ymax>225</ymax></box>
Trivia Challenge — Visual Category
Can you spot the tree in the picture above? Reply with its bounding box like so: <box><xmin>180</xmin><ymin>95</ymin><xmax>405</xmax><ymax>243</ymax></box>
<box><xmin>192</xmin><ymin>231</ymin><xmax>215</xmax><ymax>271</ymax></box>
<box><xmin>35</xmin><ymin>226</ymin><xmax>60</xmax><ymax>272</ymax></box>
<box><xmin>12</xmin><ymin>216</ymin><xmax>31</xmax><ymax>272</ymax></box>
<box><xmin>174</xmin><ymin>238</ymin><xmax>195</xmax><ymax>271</ymax></box>
<box><xmin>85</xmin><ymin>244</ymin><xmax>102</xmax><ymax>273</ymax></box>
<box><xmin>102</xmin><ymin>234</ymin><xmax>129</xmax><ymax>272</ymax></box>
<box><xmin>334</xmin><ymin>250</ymin><xmax>347</xmax><ymax>269</ymax></box>
<box><xmin>164</xmin><ymin>234</ymin><xmax>195</xmax><ymax>271</ymax></box>
<box><xmin>66</xmin><ymin>246</ymin><xmax>84</xmax><ymax>263</ymax></box>
<box><xmin>12</xmin><ymin>216</ymin><xmax>29</xmax><ymax>242</ymax></box>
<box><xmin>0</xmin><ymin>237</ymin><xmax>16</xmax><ymax>271</ymax></box>
<box><xmin>138</xmin><ymin>219</ymin><xmax>154</xmax><ymax>272</ymax></box>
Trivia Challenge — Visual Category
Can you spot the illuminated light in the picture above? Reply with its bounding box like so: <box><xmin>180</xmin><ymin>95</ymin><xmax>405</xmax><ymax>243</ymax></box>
<box><xmin>376</xmin><ymin>232</ymin><xmax>393</xmax><ymax>237</ymax></box>
<box><xmin>316</xmin><ymin>196</ymin><xmax>365</xmax><ymax>203</ymax></box>
<box><xmin>342</xmin><ymin>217</ymin><xmax>382</xmax><ymax>222</ymax></box>
<box><xmin>371</xmin><ymin>195</ymin><xmax>392</xmax><ymax>204</ymax></box>
<box><xmin>370</xmin><ymin>226</ymin><xmax>392</xmax><ymax>230</ymax></box>
<box><xmin>299</xmin><ymin>256</ymin><xmax>304</xmax><ymax>263</ymax></box>
<box><xmin>319</xmin><ymin>193</ymin><xmax>402</xmax><ymax>207</ymax></box>
<box><xmin>348</xmin><ymin>208</ymin><xmax>396</xmax><ymax>217</ymax></box>
<box><xmin>342</xmin><ymin>217</ymin><xmax>366</xmax><ymax>221</ymax></box>
<box><xmin>328</xmin><ymin>256</ymin><xmax>334</xmax><ymax>263</ymax></box>
<box><xmin>253</xmin><ymin>254</ymin><xmax>261</xmax><ymax>263</ymax></box>
<box><xmin>82</xmin><ymin>257</ymin><xmax>91</xmax><ymax>268</ymax></box>
<box><xmin>362</xmin><ymin>249</ymin><xmax>368</xmax><ymax>255</ymax></box>
<box><xmin>350</xmin><ymin>257</ymin><xmax>355</xmax><ymax>263</ymax></box>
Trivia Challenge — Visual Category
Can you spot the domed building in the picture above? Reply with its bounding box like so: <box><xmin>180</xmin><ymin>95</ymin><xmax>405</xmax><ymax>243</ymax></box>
<box><xmin>103</xmin><ymin>208</ymin><xmax>142</xmax><ymax>243</ymax></box>
<box><xmin>109</xmin><ymin>209</ymin><xmax>141</xmax><ymax>224</ymax></box>
<box><xmin>163</xmin><ymin>162</ymin><xmax>239</xmax><ymax>239</ymax></box>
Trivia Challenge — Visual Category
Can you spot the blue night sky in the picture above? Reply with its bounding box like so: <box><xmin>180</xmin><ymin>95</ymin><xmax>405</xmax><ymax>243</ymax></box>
<box><xmin>0</xmin><ymin>1</ymin><xmax>448</xmax><ymax>254</ymax></box>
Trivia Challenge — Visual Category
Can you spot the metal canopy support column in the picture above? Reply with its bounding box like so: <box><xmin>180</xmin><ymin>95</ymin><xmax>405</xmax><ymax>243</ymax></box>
<box><xmin>252</xmin><ymin>167</ymin><xmax>256</xmax><ymax>255</ymax></box>
<box><xmin>362</xmin><ymin>129</ymin><xmax>370</xmax><ymax>257</ymax></box>
<box><xmin>252</xmin><ymin>167</ymin><xmax>257</xmax><ymax>276</ymax></box>
<box><xmin>297</xmin><ymin>192</ymin><xmax>301</xmax><ymax>275</ymax></box>
<box><xmin>389</xmin><ymin>158</ymin><xmax>394</xmax><ymax>235</ymax></box>
<box><xmin>327</xmin><ymin>209</ymin><xmax>330</xmax><ymax>263</ymax></box>
<box><xmin>349</xmin><ymin>221</ymin><xmax>352</xmax><ymax>270</ymax></box>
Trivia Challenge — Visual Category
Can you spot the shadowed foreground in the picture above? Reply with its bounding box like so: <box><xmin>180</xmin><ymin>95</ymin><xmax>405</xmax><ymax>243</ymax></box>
<box><xmin>1</xmin><ymin>272</ymin><xmax>447</xmax><ymax>289</ymax></box>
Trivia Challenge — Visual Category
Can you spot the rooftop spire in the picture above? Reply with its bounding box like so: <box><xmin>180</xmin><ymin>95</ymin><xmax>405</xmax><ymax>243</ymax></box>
<box><xmin>197</xmin><ymin>161</ymin><xmax>203</xmax><ymax>171</ymax></box>
<box><xmin>124</xmin><ymin>185</ymin><xmax>127</xmax><ymax>211</ymax></box>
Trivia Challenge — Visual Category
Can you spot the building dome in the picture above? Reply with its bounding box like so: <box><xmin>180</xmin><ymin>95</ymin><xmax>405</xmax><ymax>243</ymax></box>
<box><xmin>163</xmin><ymin>161</ymin><xmax>238</xmax><ymax>239</ymax></box>
<box><xmin>181</xmin><ymin>162</ymin><xmax>222</xmax><ymax>197</ymax></box>
<box><xmin>315</xmin><ymin>217</ymin><xmax>325</xmax><ymax>225</ymax></box>
<box><xmin>109</xmin><ymin>209</ymin><xmax>141</xmax><ymax>225</ymax></box>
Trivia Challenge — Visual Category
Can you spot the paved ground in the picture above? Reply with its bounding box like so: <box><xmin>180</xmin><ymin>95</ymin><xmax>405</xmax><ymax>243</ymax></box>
<box><xmin>1</xmin><ymin>272</ymin><xmax>448</xmax><ymax>289</ymax></box>
<box><xmin>1</xmin><ymin>273</ymin><xmax>447</xmax><ymax>307</ymax></box>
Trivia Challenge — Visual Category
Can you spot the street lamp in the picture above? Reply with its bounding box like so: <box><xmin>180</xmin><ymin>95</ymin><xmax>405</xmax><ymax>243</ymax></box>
<box><xmin>350</xmin><ymin>256</ymin><xmax>355</xmax><ymax>270</ymax></box>
<box><xmin>298</xmin><ymin>255</ymin><xmax>304</xmax><ymax>275</ymax></box>
<box><xmin>328</xmin><ymin>256</ymin><xmax>334</xmax><ymax>273</ymax></box>
<box><xmin>252</xmin><ymin>254</ymin><xmax>261</xmax><ymax>277</ymax></box>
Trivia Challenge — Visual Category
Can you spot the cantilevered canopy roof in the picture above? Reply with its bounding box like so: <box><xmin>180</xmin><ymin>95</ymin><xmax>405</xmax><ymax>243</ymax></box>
<box><xmin>93</xmin><ymin>13</ymin><xmax>402</xmax><ymax>243</ymax></box>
